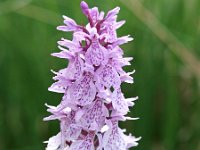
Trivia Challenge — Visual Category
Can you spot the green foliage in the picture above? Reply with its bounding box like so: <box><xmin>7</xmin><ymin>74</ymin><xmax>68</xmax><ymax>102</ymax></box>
<box><xmin>0</xmin><ymin>0</ymin><xmax>200</xmax><ymax>149</ymax></box>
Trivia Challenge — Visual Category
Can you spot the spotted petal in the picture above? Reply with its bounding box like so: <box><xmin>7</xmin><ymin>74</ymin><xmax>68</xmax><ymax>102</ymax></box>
<box><xmin>112</xmin><ymin>88</ymin><xmax>129</xmax><ymax>115</ymax></box>
<box><xmin>85</xmin><ymin>38</ymin><xmax>108</xmax><ymax>66</ymax></box>
<box><xmin>80</xmin><ymin>98</ymin><xmax>108</xmax><ymax>130</ymax></box>
<box><xmin>68</xmin><ymin>72</ymin><xmax>96</xmax><ymax>106</ymax></box>
<box><xmin>96</xmin><ymin>64</ymin><xmax>121</xmax><ymax>89</ymax></box>
<box><xmin>64</xmin><ymin>124</ymin><xmax>82</xmax><ymax>141</ymax></box>
<box><xmin>102</xmin><ymin>120</ymin><xmax>126</xmax><ymax>150</ymax></box>
<box><xmin>69</xmin><ymin>132</ymin><xmax>95</xmax><ymax>150</ymax></box>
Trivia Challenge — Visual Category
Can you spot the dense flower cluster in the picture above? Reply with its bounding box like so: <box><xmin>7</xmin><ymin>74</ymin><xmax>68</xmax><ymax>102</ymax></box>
<box><xmin>44</xmin><ymin>1</ymin><xmax>140</xmax><ymax>150</ymax></box>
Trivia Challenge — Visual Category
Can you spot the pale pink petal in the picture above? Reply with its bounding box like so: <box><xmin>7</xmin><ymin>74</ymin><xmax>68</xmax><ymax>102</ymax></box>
<box><xmin>57</xmin><ymin>15</ymin><xmax>78</xmax><ymax>32</ymax></box>
<box><xmin>96</xmin><ymin>64</ymin><xmax>121</xmax><ymax>89</ymax></box>
<box><xmin>45</xmin><ymin>132</ymin><xmax>61</xmax><ymax>150</ymax></box>
<box><xmin>68</xmin><ymin>72</ymin><xmax>96</xmax><ymax>106</ymax></box>
<box><xmin>85</xmin><ymin>38</ymin><xmax>108</xmax><ymax>66</ymax></box>
<box><xmin>105</xmin><ymin>7</ymin><xmax>120</xmax><ymax>21</ymax></box>
<box><xmin>112</xmin><ymin>88</ymin><xmax>129</xmax><ymax>115</ymax></box>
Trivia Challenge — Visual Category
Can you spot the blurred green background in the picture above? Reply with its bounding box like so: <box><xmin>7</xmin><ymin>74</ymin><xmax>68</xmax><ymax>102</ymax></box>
<box><xmin>0</xmin><ymin>0</ymin><xmax>200</xmax><ymax>149</ymax></box>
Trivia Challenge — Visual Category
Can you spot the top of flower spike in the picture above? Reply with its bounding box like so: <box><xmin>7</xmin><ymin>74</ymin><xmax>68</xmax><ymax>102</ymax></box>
<box><xmin>80</xmin><ymin>1</ymin><xmax>89</xmax><ymax>15</ymax></box>
<box><xmin>57</xmin><ymin>1</ymin><xmax>127</xmax><ymax>37</ymax></box>
<box><xmin>80</xmin><ymin>1</ymin><xmax>120</xmax><ymax>23</ymax></box>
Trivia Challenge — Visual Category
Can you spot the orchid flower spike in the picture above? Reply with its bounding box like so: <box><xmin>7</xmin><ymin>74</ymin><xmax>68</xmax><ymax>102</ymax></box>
<box><xmin>44</xmin><ymin>1</ymin><xmax>140</xmax><ymax>150</ymax></box>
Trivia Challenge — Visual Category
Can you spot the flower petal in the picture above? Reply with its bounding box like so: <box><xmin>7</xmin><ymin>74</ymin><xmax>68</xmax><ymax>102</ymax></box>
<box><xmin>85</xmin><ymin>38</ymin><xmax>108</xmax><ymax>66</ymax></box>
<box><xmin>112</xmin><ymin>88</ymin><xmax>129</xmax><ymax>115</ymax></box>
<box><xmin>96</xmin><ymin>64</ymin><xmax>121</xmax><ymax>89</ymax></box>
<box><xmin>45</xmin><ymin>132</ymin><xmax>61</xmax><ymax>150</ymax></box>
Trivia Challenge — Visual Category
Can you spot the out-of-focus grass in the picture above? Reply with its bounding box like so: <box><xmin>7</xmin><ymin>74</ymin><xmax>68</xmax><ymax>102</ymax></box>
<box><xmin>0</xmin><ymin>0</ymin><xmax>200</xmax><ymax>150</ymax></box>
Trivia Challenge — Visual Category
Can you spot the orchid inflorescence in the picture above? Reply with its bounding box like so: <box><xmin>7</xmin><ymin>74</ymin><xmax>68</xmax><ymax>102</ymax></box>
<box><xmin>44</xmin><ymin>1</ymin><xmax>140</xmax><ymax>150</ymax></box>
